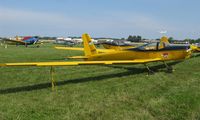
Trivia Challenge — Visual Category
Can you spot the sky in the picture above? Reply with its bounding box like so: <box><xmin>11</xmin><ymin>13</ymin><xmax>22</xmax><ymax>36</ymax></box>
<box><xmin>0</xmin><ymin>0</ymin><xmax>200</xmax><ymax>39</ymax></box>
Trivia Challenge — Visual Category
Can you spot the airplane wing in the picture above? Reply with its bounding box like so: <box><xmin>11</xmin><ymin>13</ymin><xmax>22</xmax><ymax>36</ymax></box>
<box><xmin>55</xmin><ymin>47</ymin><xmax>115</xmax><ymax>53</ymax></box>
<box><xmin>0</xmin><ymin>58</ymin><xmax>162</xmax><ymax>67</ymax></box>
<box><xmin>3</xmin><ymin>39</ymin><xmax>26</xmax><ymax>45</ymax></box>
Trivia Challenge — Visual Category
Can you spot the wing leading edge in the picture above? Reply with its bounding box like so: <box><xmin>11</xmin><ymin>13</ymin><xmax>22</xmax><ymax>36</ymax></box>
<box><xmin>0</xmin><ymin>58</ymin><xmax>161</xmax><ymax>67</ymax></box>
<box><xmin>4</xmin><ymin>39</ymin><xmax>26</xmax><ymax>45</ymax></box>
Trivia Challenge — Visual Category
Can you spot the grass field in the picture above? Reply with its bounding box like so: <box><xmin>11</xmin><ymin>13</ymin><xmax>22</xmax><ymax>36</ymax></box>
<box><xmin>0</xmin><ymin>44</ymin><xmax>200</xmax><ymax>120</ymax></box>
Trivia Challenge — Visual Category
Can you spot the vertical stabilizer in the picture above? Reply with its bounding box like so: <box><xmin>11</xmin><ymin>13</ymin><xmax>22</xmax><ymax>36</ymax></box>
<box><xmin>160</xmin><ymin>36</ymin><xmax>169</xmax><ymax>44</ymax></box>
<box><xmin>159</xmin><ymin>36</ymin><xmax>169</xmax><ymax>49</ymax></box>
<box><xmin>82</xmin><ymin>33</ymin><xmax>98</xmax><ymax>56</ymax></box>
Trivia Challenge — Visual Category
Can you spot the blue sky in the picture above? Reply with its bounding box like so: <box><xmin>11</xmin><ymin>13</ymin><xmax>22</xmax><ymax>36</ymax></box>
<box><xmin>0</xmin><ymin>0</ymin><xmax>200</xmax><ymax>39</ymax></box>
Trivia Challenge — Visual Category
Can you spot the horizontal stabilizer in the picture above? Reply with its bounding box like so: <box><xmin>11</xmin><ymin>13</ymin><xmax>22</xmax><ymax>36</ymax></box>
<box><xmin>3</xmin><ymin>39</ymin><xmax>26</xmax><ymax>45</ymax></box>
<box><xmin>55</xmin><ymin>47</ymin><xmax>84</xmax><ymax>51</ymax></box>
<box><xmin>67</xmin><ymin>56</ymin><xmax>88</xmax><ymax>59</ymax></box>
<box><xmin>55</xmin><ymin>46</ymin><xmax>115</xmax><ymax>53</ymax></box>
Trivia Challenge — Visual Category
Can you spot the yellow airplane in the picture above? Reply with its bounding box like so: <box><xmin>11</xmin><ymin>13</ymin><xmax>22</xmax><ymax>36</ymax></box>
<box><xmin>56</xmin><ymin>35</ymin><xmax>191</xmax><ymax>61</ymax></box>
<box><xmin>0</xmin><ymin>33</ymin><xmax>192</xmax><ymax>90</ymax></box>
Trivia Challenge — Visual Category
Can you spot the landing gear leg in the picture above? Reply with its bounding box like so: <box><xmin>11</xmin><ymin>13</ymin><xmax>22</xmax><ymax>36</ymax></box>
<box><xmin>144</xmin><ymin>64</ymin><xmax>154</xmax><ymax>75</ymax></box>
<box><xmin>163</xmin><ymin>61</ymin><xmax>174</xmax><ymax>73</ymax></box>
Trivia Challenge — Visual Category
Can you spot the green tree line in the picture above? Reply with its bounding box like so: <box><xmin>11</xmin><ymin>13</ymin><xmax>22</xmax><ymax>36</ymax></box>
<box><xmin>127</xmin><ymin>35</ymin><xmax>142</xmax><ymax>42</ymax></box>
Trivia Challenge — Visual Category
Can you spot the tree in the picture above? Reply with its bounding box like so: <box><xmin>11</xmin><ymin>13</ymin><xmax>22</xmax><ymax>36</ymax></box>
<box><xmin>127</xmin><ymin>35</ymin><xmax>142</xmax><ymax>42</ymax></box>
<box><xmin>196</xmin><ymin>38</ymin><xmax>200</xmax><ymax>43</ymax></box>
<box><xmin>127</xmin><ymin>35</ymin><xmax>133</xmax><ymax>41</ymax></box>
<box><xmin>168</xmin><ymin>37</ymin><xmax>174</xmax><ymax>43</ymax></box>
<box><xmin>121</xmin><ymin>38</ymin><xmax>125</xmax><ymax>40</ymax></box>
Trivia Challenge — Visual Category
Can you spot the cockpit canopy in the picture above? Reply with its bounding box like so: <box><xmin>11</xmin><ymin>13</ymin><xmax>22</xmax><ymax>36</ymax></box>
<box><xmin>129</xmin><ymin>42</ymin><xmax>190</xmax><ymax>51</ymax></box>
<box><xmin>137</xmin><ymin>42</ymin><xmax>168</xmax><ymax>50</ymax></box>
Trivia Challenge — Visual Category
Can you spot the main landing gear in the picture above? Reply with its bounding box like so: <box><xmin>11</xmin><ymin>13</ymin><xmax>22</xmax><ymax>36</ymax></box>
<box><xmin>144</xmin><ymin>64</ymin><xmax>155</xmax><ymax>75</ymax></box>
<box><xmin>144</xmin><ymin>61</ymin><xmax>174</xmax><ymax>75</ymax></box>
<box><xmin>163</xmin><ymin>61</ymin><xmax>174</xmax><ymax>73</ymax></box>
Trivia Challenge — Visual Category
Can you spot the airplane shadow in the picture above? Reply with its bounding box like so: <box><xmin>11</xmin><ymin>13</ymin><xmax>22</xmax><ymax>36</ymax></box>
<box><xmin>0</xmin><ymin>61</ymin><xmax>182</xmax><ymax>94</ymax></box>
<box><xmin>192</xmin><ymin>53</ymin><xmax>200</xmax><ymax>58</ymax></box>
<box><xmin>48</xmin><ymin>58</ymin><xmax>67</xmax><ymax>61</ymax></box>
<box><xmin>102</xmin><ymin>61</ymin><xmax>182</xmax><ymax>72</ymax></box>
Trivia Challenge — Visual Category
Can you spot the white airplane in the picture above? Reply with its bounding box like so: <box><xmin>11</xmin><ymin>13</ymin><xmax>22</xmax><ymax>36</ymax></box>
<box><xmin>159</xmin><ymin>31</ymin><xmax>167</xmax><ymax>34</ymax></box>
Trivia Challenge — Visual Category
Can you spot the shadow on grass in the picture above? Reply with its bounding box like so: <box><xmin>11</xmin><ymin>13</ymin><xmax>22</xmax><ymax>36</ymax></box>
<box><xmin>192</xmin><ymin>53</ymin><xmax>200</xmax><ymax>58</ymax></box>
<box><xmin>0</xmin><ymin>61</ymin><xmax>182</xmax><ymax>94</ymax></box>
<box><xmin>103</xmin><ymin>61</ymin><xmax>182</xmax><ymax>72</ymax></box>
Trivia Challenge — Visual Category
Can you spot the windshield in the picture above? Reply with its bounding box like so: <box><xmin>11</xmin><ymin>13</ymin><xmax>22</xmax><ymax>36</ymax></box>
<box><xmin>137</xmin><ymin>42</ymin><xmax>169</xmax><ymax>51</ymax></box>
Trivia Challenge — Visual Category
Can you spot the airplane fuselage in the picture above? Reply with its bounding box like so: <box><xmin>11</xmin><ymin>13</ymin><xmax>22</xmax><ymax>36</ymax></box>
<box><xmin>87</xmin><ymin>45</ymin><xmax>191</xmax><ymax>61</ymax></box>
<box><xmin>23</xmin><ymin>37</ymin><xmax>39</xmax><ymax>45</ymax></box>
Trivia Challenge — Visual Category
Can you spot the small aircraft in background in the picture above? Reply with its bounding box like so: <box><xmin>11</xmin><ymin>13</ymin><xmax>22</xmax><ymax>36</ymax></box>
<box><xmin>159</xmin><ymin>31</ymin><xmax>167</xmax><ymax>34</ymax></box>
<box><xmin>2</xmin><ymin>36</ymin><xmax>39</xmax><ymax>47</ymax></box>
<box><xmin>54</xmin><ymin>37</ymin><xmax>75</xmax><ymax>46</ymax></box>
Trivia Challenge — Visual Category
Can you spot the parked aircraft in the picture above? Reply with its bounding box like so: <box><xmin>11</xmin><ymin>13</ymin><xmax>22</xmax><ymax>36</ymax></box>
<box><xmin>54</xmin><ymin>37</ymin><xmax>75</xmax><ymax>46</ymax></box>
<box><xmin>1</xmin><ymin>34</ymin><xmax>192</xmax><ymax>70</ymax></box>
<box><xmin>0</xmin><ymin>34</ymin><xmax>192</xmax><ymax>90</ymax></box>
<box><xmin>2</xmin><ymin>36</ymin><xmax>39</xmax><ymax>47</ymax></box>
<box><xmin>1</xmin><ymin>34</ymin><xmax>191</xmax><ymax>69</ymax></box>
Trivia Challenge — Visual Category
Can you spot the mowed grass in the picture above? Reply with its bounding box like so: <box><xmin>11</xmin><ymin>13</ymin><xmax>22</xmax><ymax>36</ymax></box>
<box><xmin>0</xmin><ymin>44</ymin><xmax>200</xmax><ymax>120</ymax></box>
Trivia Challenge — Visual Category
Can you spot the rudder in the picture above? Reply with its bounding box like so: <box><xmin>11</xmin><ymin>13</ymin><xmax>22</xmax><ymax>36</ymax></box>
<box><xmin>160</xmin><ymin>36</ymin><xmax>169</xmax><ymax>44</ymax></box>
<box><xmin>82</xmin><ymin>33</ymin><xmax>98</xmax><ymax>56</ymax></box>
<box><xmin>159</xmin><ymin>36</ymin><xmax>169</xmax><ymax>49</ymax></box>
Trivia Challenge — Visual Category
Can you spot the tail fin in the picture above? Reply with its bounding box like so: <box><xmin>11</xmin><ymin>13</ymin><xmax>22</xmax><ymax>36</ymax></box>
<box><xmin>160</xmin><ymin>36</ymin><xmax>169</xmax><ymax>44</ymax></box>
<box><xmin>159</xmin><ymin>36</ymin><xmax>169</xmax><ymax>49</ymax></box>
<box><xmin>82</xmin><ymin>33</ymin><xmax>98</xmax><ymax>56</ymax></box>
